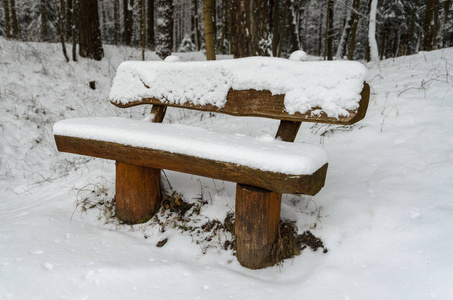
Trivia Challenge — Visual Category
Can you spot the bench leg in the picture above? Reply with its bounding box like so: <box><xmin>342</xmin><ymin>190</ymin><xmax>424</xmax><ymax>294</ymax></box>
<box><xmin>235</xmin><ymin>184</ymin><xmax>282</xmax><ymax>269</ymax></box>
<box><xmin>115</xmin><ymin>162</ymin><xmax>161</xmax><ymax>224</ymax></box>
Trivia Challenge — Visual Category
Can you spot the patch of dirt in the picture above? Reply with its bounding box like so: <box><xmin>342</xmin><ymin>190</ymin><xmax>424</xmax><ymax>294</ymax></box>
<box><xmin>271</xmin><ymin>220</ymin><xmax>328</xmax><ymax>264</ymax></box>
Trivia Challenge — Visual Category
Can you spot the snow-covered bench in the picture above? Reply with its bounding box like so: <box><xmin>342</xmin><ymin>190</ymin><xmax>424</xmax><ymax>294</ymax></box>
<box><xmin>53</xmin><ymin>57</ymin><xmax>369</xmax><ymax>269</ymax></box>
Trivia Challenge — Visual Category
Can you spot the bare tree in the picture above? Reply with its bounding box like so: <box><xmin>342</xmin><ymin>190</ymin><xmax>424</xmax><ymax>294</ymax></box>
<box><xmin>156</xmin><ymin>0</ymin><xmax>174</xmax><ymax>59</ymax></box>
<box><xmin>203</xmin><ymin>0</ymin><xmax>216</xmax><ymax>60</ymax></box>
<box><xmin>147</xmin><ymin>0</ymin><xmax>155</xmax><ymax>49</ymax></box>
<box><xmin>124</xmin><ymin>0</ymin><xmax>134</xmax><ymax>45</ymax></box>
<box><xmin>10</xmin><ymin>0</ymin><xmax>19</xmax><ymax>38</ymax></box>
<box><xmin>347</xmin><ymin>0</ymin><xmax>360</xmax><ymax>60</ymax></box>
<box><xmin>55</xmin><ymin>0</ymin><xmax>69</xmax><ymax>62</ymax></box>
<box><xmin>193</xmin><ymin>0</ymin><xmax>201</xmax><ymax>51</ymax></box>
<box><xmin>325</xmin><ymin>0</ymin><xmax>334</xmax><ymax>60</ymax></box>
<box><xmin>368</xmin><ymin>0</ymin><xmax>378</xmax><ymax>61</ymax></box>
<box><xmin>288</xmin><ymin>0</ymin><xmax>300</xmax><ymax>53</ymax></box>
<box><xmin>141</xmin><ymin>0</ymin><xmax>146</xmax><ymax>60</ymax></box>
<box><xmin>277</xmin><ymin>0</ymin><xmax>288</xmax><ymax>57</ymax></box>
<box><xmin>271</xmin><ymin>0</ymin><xmax>279</xmax><ymax>56</ymax></box>
<box><xmin>40</xmin><ymin>0</ymin><xmax>48</xmax><ymax>42</ymax></box>
<box><xmin>219</xmin><ymin>0</ymin><xmax>228</xmax><ymax>54</ymax></box>
<box><xmin>114</xmin><ymin>0</ymin><xmax>120</xmax><ymax>44</ymax></box>
<box><xmin>3</xmin><ymin>0</ymin><xmax>11</xmax><ymax>39</ymax></box>
<box><xmin>79</xmin><ymin>0</ymin><xmax>104</xmax><ymax>60</ymax></box>
<box><xmin>424</xmin><ymin>0</ymin><xmax>440</xmax><ymax>51</ymax></box>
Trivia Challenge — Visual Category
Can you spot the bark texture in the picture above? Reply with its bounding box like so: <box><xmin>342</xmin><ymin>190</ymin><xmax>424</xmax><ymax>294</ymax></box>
<box><xmin>203</xmin><ymin>0</ymin><xmax>216</xmax><ymax>60</ymax></box>
<box><xmin>78</xmin><ymin>0</ymin><xmax>104</xmax><ymax>61</ymax></box>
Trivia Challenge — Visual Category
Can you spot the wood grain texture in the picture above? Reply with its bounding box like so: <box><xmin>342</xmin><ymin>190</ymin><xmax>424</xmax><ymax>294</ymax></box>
<box><xmin>54</xmin><ymin>135</ymin><xmax>328</xmax><ymax>195</ymax></box>
<box><xmin>150</xmin><ymin>104</ymin><xmax>167</xmax><ymax>123</ymax></box>
<box><xmin>275</xmin><ymin>120</ymin><xmax>302</xmax><ymax>142</ymax></box>
<box><xmin>235</xmin><ymin>184</ymin><xmax>282</xmax><ymax>269</ymax></box>
<box><xmin>115</xmin><ymin>162</ymin><xmax>161</xmax><ymax>224</ymax></box>
<box><xmin>111</xmin><ymin>83</ymin><xmax>370</xmax><ymax>125</ymax></box>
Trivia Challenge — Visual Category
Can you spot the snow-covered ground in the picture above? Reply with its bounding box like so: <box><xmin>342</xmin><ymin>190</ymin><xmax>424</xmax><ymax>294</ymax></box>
<box><xmin>1</xmin><ymin>38</ymin><xmax>452</xmax><ymax>299</ymax></box>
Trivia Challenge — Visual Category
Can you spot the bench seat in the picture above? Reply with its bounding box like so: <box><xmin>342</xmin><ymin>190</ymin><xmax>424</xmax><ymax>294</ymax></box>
<box><xmin>54</xmin><ymin>117</ymin><xmax>328</xmax><ymax>195</ymax></box>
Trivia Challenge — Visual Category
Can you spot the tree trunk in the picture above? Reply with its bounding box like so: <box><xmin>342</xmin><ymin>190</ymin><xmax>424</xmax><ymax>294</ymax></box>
<box><xmin>380</xmin><ymin>28</ymin><xmax>387</xmax><ymax>60</ymax></box>
<box><xmin>277</xmin><ymin>0</ymin><xmax>288</xmax><ymax>57</ymax></box>
<box><xmin>79</xmin><ymin>0</ymin><xmax>104</xmax><ymax>60</ymax></box>
<box><xmin>141</xmin><ymin>0</ymin><xmax>146</xmax><ymax>60</ymax></box>
<box><xmin>442</xmin><ymin>0</ymin><xmax>452</xmax><ymax>47</ymax></box>
<box><xmin>336</xmin><ymin>1</ymin><xmax>352</xmax><ymax>60</ymax></box>
<box><xmin>288</xmin><ymin>0</ymin><xmax>300</xmax><ymax>53</ymax></box>
<box><xmin>66</xmin><ymin>0</ymin><xmax>73</xmax><ymax>40</ymax></box>
<box><xmin>194</xmin><ymin>0</ymin><xmax>201</xmax><ymax>51</ymax></box>
<box><xmin>40</xmin><ymin>0</ymin><xmax>48</xmax><ymax>42</ymax></box>
<box><xmin>231</xmin><ymin>0</ymin><xmax>251</xmax><ymax>57</ymax></box>
<box><xmin>271</xmin><ymin>0</ymin><xmax>280</xmax><ymax>56</ymax></box>
<box><xmin>368</xmin><ymin>0</ymin><xmax>379</xmax><ymax>61</ymax></box>
<box><xmin>325</xmin><ymin>0</ymin><xmax>334</xmax><ymax>60</ymax></box>
<box><xmin>424</xmin><ymin>0</ymin><xmax>439</xmax><ymax>51</ymax></box>
<box><xmin>114</xmin><ymin>0</ymin><xmax>120</xmax><ymax>44</ymax></box>
<box><xmin>3</xmin><ymin>0</ymin><xmax>10</xmax><ymax>39</ymax></box>
<box><xmin>407</xmin><ymin>1</ymin><xmax>418</xmax><ymax>55</ymax></box>
<box><xmin>347</xmin><ymin>0</ymin><xmax>360</xmax><ymax>60</ymax></box>
<box><xmin>219</xmin><ymin>0</ymin><xmax>228</xmax><ymax>54</ymax></box>
<box><xmin>147</xmin><ymin>0</ymin><xmax>155</xmax><ymax>49</ymax></box>
<box><xmin>251</xmin><ymin>0</ymin><xmax>270</xmax><ymax>56</ymax></box>
<box><xmin>203</xmin><ymin>0</ymin><xmax>216</xmax><ymax>60</ymax></box>
<box><xmin>72</xmin><ymin>0</ymin><xmax>78</xmax><ymax>61</ymax></box>
<box><xmin>392</xmin><ymin>28</ymin><xmax>399</xmax><ymax>58</ymax></box>
<box><xmin>56</xmin><ymin>0</ymin><xmax>70</xmax><ymax>62</ymax></box>
<box><xmin>317</xmin><ymin>9</ymin><xmax>323</xmax><ymax>56</ymax></box>
<box><xmin>124</xmin><ymin>0</ymin><xmax>133</xmax><ymax>45</ymax></box>
<box><xmin>10</xmin><ymin>0</ymin><xmax>19</xmax><ymax>39</ymax></box>
<box><xmin>156</xmin><ymin>0</ymin><xmax>174</xmax><ymax>59</ymax></box>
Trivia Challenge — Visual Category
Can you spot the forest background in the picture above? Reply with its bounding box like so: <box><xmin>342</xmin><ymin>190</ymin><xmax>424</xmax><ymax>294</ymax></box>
<box><xmin>1</xmin><ymin>0</ymin><xmax>452</xmax><ymax>62</ymax></box>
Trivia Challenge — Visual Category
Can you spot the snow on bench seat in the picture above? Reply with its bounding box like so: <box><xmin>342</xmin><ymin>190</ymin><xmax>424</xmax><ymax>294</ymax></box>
<box><xmin>53</xmin><ymin>117</ymin><xmax>327</xmax><ymax>176</ymax></box>
<box><xmin>110</xmin><ymin>57</ymin><xmax>367</xmax><ymax>119</ymax></box>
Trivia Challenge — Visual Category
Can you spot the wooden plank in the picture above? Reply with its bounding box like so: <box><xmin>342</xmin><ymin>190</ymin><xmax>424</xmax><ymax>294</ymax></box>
<box><xmin>150</xmin><ymin>104</ymin><xmax>167</xmax><ymax>123</ymax></box>
<box><xmin>235</xmin><ymin>184</ymin><xmax>282</xmax><ymax>269</ymax></box>
<box><xmin>275</xmin><ymin>120</ymin><xmax>302</xmax><ymax>142</ymax></box>
<box><xmin>54</xmin><ymin>135</ymin><xmax>328</xmax><ymax>195</ymax></box>
<box><xmin>111</xmin><ymin>83</ymin><xmax>370</xmax><ymax>125</ymax></box>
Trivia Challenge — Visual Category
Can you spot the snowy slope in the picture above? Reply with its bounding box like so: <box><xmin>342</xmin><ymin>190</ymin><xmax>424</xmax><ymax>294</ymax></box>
<box><xmin>1</xmin><ymin>38</ymin><xmax>453</xmax><ymax>300</ymax></box>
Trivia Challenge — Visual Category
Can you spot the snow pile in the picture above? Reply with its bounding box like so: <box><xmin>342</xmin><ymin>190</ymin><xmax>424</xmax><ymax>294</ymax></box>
<box><xmin>289</xmin><ymin>50</ymin><xmax>308</xmax><ymax>61</ymax></box>
<box><xmin>110</xmin><ymin>57</ymin><xmax>367</xmax><ymax>118</ymax></box>
<box><xmin>54</xmin><ymin>117</ymin><xmax>327</xmax><ymax>175</ymax></box>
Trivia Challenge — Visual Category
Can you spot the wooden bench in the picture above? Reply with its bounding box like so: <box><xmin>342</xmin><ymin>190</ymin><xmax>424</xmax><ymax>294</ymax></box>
<box><xmin>54</xmin><ymin>57</ymin><xmax>369</xmax><ymax>269</ymax></box>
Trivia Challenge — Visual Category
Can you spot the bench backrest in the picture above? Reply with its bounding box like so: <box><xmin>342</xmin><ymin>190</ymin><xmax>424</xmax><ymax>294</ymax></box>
<box><xmin>110</xmin><ymin>57</ymin><xmax>370</xmax><ymax>141</ymax></box>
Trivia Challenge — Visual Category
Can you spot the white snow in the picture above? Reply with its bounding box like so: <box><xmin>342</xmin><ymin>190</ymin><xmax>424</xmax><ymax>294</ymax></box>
<box><xmin>1</xmin><ymin>37</ymin><xmax>453</xmax><ymax>300</ymax></box>
<box><xmin>289</xmin><ymin>50</ymin><xmax>308</xmax><ymax>61</ymax></box>
<box><xmin>110</xmin><ymin>57</ymin><xmax>367</xmax><ymax>119</ymax></box>
<box><xmin>164</xmin><ymin>55</ymin><xmax>181</xmax><ymax>62</ymax></box>
<box><xmin>53</xmin><ymin>117</ymin><xmax>327</xmax><ymax>175</ymax></box>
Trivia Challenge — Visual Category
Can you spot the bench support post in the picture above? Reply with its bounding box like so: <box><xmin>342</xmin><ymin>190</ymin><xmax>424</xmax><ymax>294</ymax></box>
<box><xmin>235</xmin><ymin>184</ymin><xmax>282</xmax><ymax>269</ymax></box>
<box><xmin>115</xmin><ymin>162</ymin><xmax>161</xmax><ymax>224</ymax></box>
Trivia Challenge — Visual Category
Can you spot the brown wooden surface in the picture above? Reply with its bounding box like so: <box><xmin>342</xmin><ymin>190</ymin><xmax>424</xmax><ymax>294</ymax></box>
<box><xmin>115</xmin><ymin>162</ymin><xmax>161</xmax><ymax>224</ymax></box>
<box><xmin>54</xmin><ymin>135</ymin><xmax>328</xmax><ymax>195</ymax></box>
<box><xmin>235</xmin><ymin>184</ymin><xmax>282</xmax><ymax>269</ymax></box>
<box><xmin>150</xmin><ymin>104</ymin><xmax>167</xmax><ymax>123</ymax></box>
<box><xmin>111</xmin><ymin>83</ymin><xmax>370</xmax><ymax>125</ymax></box>
<box><xmin>275</xmin><ymin>120</ymin><xmax>302</xmax><ymax>142</ymax></box>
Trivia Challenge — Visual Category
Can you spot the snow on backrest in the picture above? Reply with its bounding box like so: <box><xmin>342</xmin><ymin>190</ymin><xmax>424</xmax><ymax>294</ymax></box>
<box><xmin>109</xmin><ymin>57</ymin><xmax>367</xmax><ymax>119</ymax></box>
